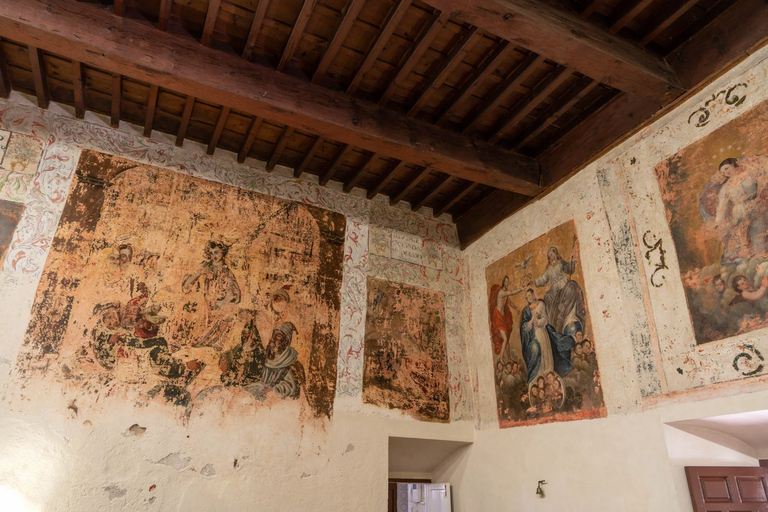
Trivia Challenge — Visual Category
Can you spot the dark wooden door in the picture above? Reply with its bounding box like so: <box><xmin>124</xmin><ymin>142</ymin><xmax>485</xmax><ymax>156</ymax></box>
<box><xmin>387</xmin><ymin>482</ymin><xmax>397</xmax><ymax>512</ymax></box>
<box><xmin>686</xmin><ymin>466</ymin><xmax>768</xmax><ymax>511</ymax></box>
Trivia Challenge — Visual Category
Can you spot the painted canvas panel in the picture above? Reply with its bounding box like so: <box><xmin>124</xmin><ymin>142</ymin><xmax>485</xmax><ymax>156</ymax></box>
<box><xmin>18</xmin><ymin>150</ymin><xmax>345</xmax><ymax>418</ymax></box>
<box><xmin>485</xmin><ymin>220</ymin><xmax>605</xmax><ymax>427</ymax></box>
<box><xmin>362</xmin><ymin>278</ymin><xmax>449</xmax><ymax>422</ymax></box>
<box><xmin>655</xmin><ymin>100</ymin><xmax>768</xmax><ymax>345</ymax></box>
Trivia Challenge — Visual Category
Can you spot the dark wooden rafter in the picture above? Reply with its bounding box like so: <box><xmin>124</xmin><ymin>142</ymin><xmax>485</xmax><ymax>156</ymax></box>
<box><xmin>72</xmin><ymin>61</ymin><xmax>85</xmax><ymax>118</ymax></box>
<box><xmin>451</xmin><ymin>187</ymin><xmax>493</xmax><ymax>221</ymax></box>
<box><xmin>0</xmin><ymin>0</ymin><xmax>543</xmax><ymax>195</ymax></box>
<box><xmin>343</xmin><ymin>152</ymin><xmax>376</xmax><ymax>192</ymax></box>
<box><xmin>144</xmin><ymin>84</ymin><xmax>159</xmax><ymax>136</ymax></box>
<box><xmin>462</xmin><ymin>53</ymin><xmax>543</xmax><ymax>134</ymax></box>
<box><xmin>455</xmin><ymin>189</ymin><xmax>529</xmax><ymax>248</ymax></box>
<box><xmin>609</xmin><ymin>0</ymin><xmax>654</xmax><ymax>34</ymax></box>
<box><xmin>158</xmin><ymin>0</ymin><xmax>173</xmax><ymax>31</ymax></box>
<box><xmin>436</xmin><ymin>40</ymin><xmax>514</xmax><ymax>123</ymax></box>
<box><xmin>319</xmin><ymin>143</ymin><xmax>353</xmax><ymax>185</ymax></box>
<box><xmin>28</xmin><ymin>46</ymin><xmax>49</xmax><ymax>109</ymax></box>
<box><xmin>347</xmin><ymin>0</ymin><xmax>413</xmax><ymax>96</ymax></box>
<box><xmin>367</xmin><ymin>160</ymin><xmax>406</xmax><ymax>199</ymax></box>
<box><xmin>243</xmin><ymin>0</ymin><xmax>270</xmax><ymax>60</ymax></box>
<box><xmin>488</xmin><ymin>65</ymin><xmax>574</xmax><ymax>144</ymax></box>
<box><xmin>312</xmin><ymin>0</ymin><xmax>365</xmax><ymax>84</ymax></box>
<box><xmin>207</xmin><ymin>105</ymin><xmax>230</xmax><ymax>155</ymax></box>
<box><xmin>294</xmin><ymin>135</ymin><xmax>324</xmax><ymax>178</ymax></box>
<box><xmin>237</xmin><ymin>116</ymin><xmax>264</xmax><ymax>163</ymax></box>
<box><xmin>420</xmin><ymin>0</ymin><xmax>683</xmax><ymax>105</ymax></box>
<box><xmin>412</xmin><ymin>173</ymin><xmax>452</xmax><ymax>211</ymax></box>
<box><xmin>433</xmin><ymin>181</ymin><xmax>477</xmax><ymax>217</ymax></box>
<box><xmin>408</xmin><ymin>26</ymin><xmax>479</xmax><ymax>117</ymax></box>
<box><xmin>114</xmin><ymin>0</ymin><xmax>125</xmax><ymax>17</ymax></box>
<box><xmin>580</xmin><ymin>0</ymin><xmax>600</xmax><ymax>19</ymax></box>
<box><xmin>110</xmin><ymin>74</ymin><xmax>121</xmax><ymax>128</ymax></box>
<box><xmin>639</xmin><ymin>0</ymin><xmax>699</xmax><ymax>46</ymax></box>
<box><xmin>0</xmin><ymin>44</ymin><xmax>9</xmax><ymax>99</ymax></box>
<box><xmin>175</xmin><ymin>95</ymin><xmax>195</xmax><ymax>147</ymax></box>
<box><xmin>378</xmin><ymin>10</ymin><xmax>449</xmax><ymax>107</ymax></box>
<box><xmin>391</xmin><ymin>166</ymin><xmax>431</xmax><ymax>206</ymax></box>
<box><xmin>201</xmin><ymin>0</ymin><xmax>222</xmax><ymax>47</ymax></box>
<box><xmin>277</xmin><ymin>0</ymin><xmax>317</xmax><ymax>72</ymax></box>
<box><xmin>266</xmin><ymin>126</ymin><xmax>295</xmax><ymax>171</ymax></box>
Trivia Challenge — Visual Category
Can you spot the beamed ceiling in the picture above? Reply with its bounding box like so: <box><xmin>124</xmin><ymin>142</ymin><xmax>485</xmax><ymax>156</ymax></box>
<box><xmin>0</xmin><ymin>0</ymin><xmax>766</xmax><ymax>247</ymax></box>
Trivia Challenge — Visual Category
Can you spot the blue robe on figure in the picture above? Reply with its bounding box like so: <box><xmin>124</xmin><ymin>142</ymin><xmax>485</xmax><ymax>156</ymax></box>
<box><xmin>520</xmin><ymin>305</ymin><xmax>576</xmax><ymax>384</ymax></box>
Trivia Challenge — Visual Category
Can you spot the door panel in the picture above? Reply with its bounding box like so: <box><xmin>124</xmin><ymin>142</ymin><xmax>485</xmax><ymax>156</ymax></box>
<box><xmin>686</xmin><ymin>466</ymin><xmax>768</xmax><ymax>511</ymax></box>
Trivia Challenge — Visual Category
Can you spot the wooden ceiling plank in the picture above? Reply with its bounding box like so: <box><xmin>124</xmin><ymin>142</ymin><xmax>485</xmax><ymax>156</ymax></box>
<box><xmin>111</xmin><ymin>73</ymin><xmax>121</xmax><ymax>128</ymax></box>
<box><xmin>488</xmin><ymin>65</ymin><xmax>573</xmax><ymax>144</ymax></box>
<box><xmin>237</xmin><ymin>116</ymin><xmax>264</xmax><ymax>163</ymax></box>
<box><xmin>277</xmin><ymin>0</ymin><xmax>318</xmax><ymax>72</ymax></box>
<box><xmin>433</xmin><ymin>181</ymin><xmax>477</xmax><ymax>217</ymax></box>
<box><xmin>461</xmin><ymin>53</ymin><xmax>543</xmax><ymax>135</ymax></box>
<box><xmin>294</xmin><ymin>135</ymin><xmax>324</xmax><ymax>178</ymax></box>
<box><xmin>391</xmin><ymin>166</ymin><xmax>431</xmax><ymax>206</ymax></box>
<box><xmin>72</xmin><ymin>61</ymin><xmax>85</xmax><ymax>118</ymax></box>
<box><xmin>243</xmin><ymin>0</ymin><xmax>271</xmax><ymax>60</ymax></box>
<box><xmin>511</xmin><ymin>76</ymin><xmax>599</xmax><ymax>150</ymax></box>
<box><xmin>207</xmin><ymin>105</ymin><xmax>230</xmax><ymax>155</ymax></box>
<box><xmin>0</xmin><ymin>44</ymin><xmax>9</xmax><ymax>98</ymax></box>
<box><xmin>367</xmin><ymin>159</ymin><xmax>405</xmax><ymax>199</ymax></box>
<box><xmin>143</xmin><ymin>84</ymin><xmax>159</xmax><ymax>136</ymax></box>
<box><xmin>114</xmin><ymin>0</ymin><xmax>125</xmax><ymax>17</ymax></box>
<box><xmin>580</xmin><ymin>0</ymin><xmax>600</xmax><ymax>19</ymax></box>
<box><xmin>419</xmin><ymin>0</ymin><xmax>683</xmax><ymax>104</ymax></box>
<box><xmin>346</xmin><ymin>0</ymin><xmax>413</xmax><ymax>96</ymax></box>
<box><xmin>175</xmin><ymin>95</ymin><xmax>195</xmax><ymax>147</ymax></box>
<box><xmin>412</xmin><ymin>173</ymin><xmax>451</xmax><ymax>211</ymax></box>
<box><xmin>320</xmin><ymin>144</ymin><xmax>353</xmax><ymax>185</ymax></box>
<box><xmin>312</xmin><ymin>0</ymin><xmax>366</xmax><ymax>84</ymax></box>
<box><xmin>408</xmin><ymin>27</ymin><xmax>479</xmax><ymax>117</ymax></box>
<box><xmin>0</xmin><ymin>0</ymin><xmax>542</xmax><ymax>196</ymax></box>
<box><xmin>28</xmin><ymin>46</ymin><xmax>49</xmax><ymax>109</ymax></box>
<box><xmin>158</xmin><ymin>0</ymin><xmax>173</xmax><ymax>31</ymax></box>
<box><xmin>639</xmin><ymin>0</ymin><xmax>699</xmax><ymax>46</ymax></box>
<box><xmin>266</xmin><ymin>126</ymin><xmax>295</xmax><ymax>170</ymax></box>
<box><xmin>201</xmin><ymin>0</ymin><xmax>222</xmax><ymax>47</ymax></box>
<box><xmin>455</xmin><ymin>189</ymin><xmax>529</xmax><ymax>248</ymax></box>
<box><xmin>609</xmin><ymin>0</ymin><xmax>655</xmax><ymax>34</ymax></box>
<box><xmin>436</xmin><ymin>40</ymin><xmax>513</xmax><ymax>124</ymax></box>
<box><xmin>343</xmin><ymin>152</ymin><xmax>376</xmax><ymax>192</ymax></box>
<box><xmin>378</xmin><ymin>10</ymin><xmax>449</xmax><ymax>107</ymax></box>
<box><xmin>451</xmin><ymin>187</ymin><xmax>493</xmax><ymax>222</ymax></box>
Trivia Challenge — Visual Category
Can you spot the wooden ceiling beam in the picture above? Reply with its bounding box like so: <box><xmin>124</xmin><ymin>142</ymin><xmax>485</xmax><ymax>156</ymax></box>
<box><xmin>412</xmin><ymin>173</ymin><xmax>451</xmax><ymax>211</ymax></box>
<box><xmin>175</xmin><ymin>95</ymin><xmax>195</xmax><ymax>147</ymax></box>
<box><xmin>158</xmin><ymin>0</ymin><xmax>173</xmax><ymax>31</ymax></box>
<box><xmin>343</xmin><ymin>152</ymin><xmax>376</xmax><ymax>192</ymax></box>
<box><xmin>419</xmin><ymin>0</ymin><xmax>683</xmax><ymax>105</ymax></box>
<box><xmin>408</xmin><ymin>27</ymin><xmax>479</xmax><ymax>117</ymax></box>
<box><xmin>608</xmin><ymin>0</ymin><xmax>654</xmax><ymax>35</ymax></box>
<box><xmin>114</xmin><ymin>0</ymin><xmax>125</xmax><ymax>17</ymax></box>
<box><xmin>312</xmin><ymin>0</ymin><xmax>366</xmax><ymax>84</ymax></box>
<box><xmin>367</xmin><ymin>160</ymin><xmax>405</xmax><ymax>199</ymax></box>
<box><xmin>266</xmin><ymin>126</ymin><xmax>295</xmax><ymax>171</ymax></box>
<box><xmin>110</xmin><ymin>74</ymin><xmax>121</xmax><ymax>128</ymax></box>
<box><xmin>391</xmin><ymin>166</ymin><xmax>431</xmax><ymax>206</ymax></box>
<box><xmin>207</xmin><ymin>106</ymin><xmax>230</xmax><ymax>155</ymax></box>
<box><xmin>320</xmin><ymin>144</ymin><xmax>353</xmax><ymax>186</ymax></box>
<box><xmin>294</xmin><ymin>135</ymin><xmax>324</xmax><ymax>178</ymax></box>
<box><xmin>433</xmin><ymin>181</ymin><xmax>477</xmax><ymax>217</ymax></box>
<box><xmin>237</xmin><ymin>116</ymin><xmax>264</xmax><ymax>163</ymax></box>
<box><xmin>243</xmin><ymin>0</ymin><xmax>270</xmax><ymax>60</ymax></box>
<box><xmin>639</xmin><ymin>0</ymin><xmax>698</xmax><ymax>46</ymax></box>
<box><xmin>346</xmin><ymin>0</ymin><xmax>413</xmax><ymax>96</ymax></box>
<box><xmin>201</xmin><ymin>0</ymin><xmax>221</xmax><ymax>47</ymax></box>
<box><xmin>278</xmin><ymin>0</ymin><xmax>317</xmax><ymax>72</ymax></box>
<box><xmin>378</xmin><ymin>10</ymin><xmax>449</xmax><ymax>107</ymax></box>
<box><xmin>579</xmin><ymin>0</ymin><xmax>600</xmax><ymax>20</ymax></box>
<box><xmin>0</xmin><ymin>45</ymin><xmax>12</xmax><ymax>99</ymax></box>
<box><xmin>144</xmin><ymin>84</ymin><xmax>159</xmax><ymax>137</ymax></box>
<box><xmin>0</xmin><ymin>0</ymin><xmax>543</xmax><ymax>196</ymax></box>
<box><xmin>72</xmin><ymin>61</ymin><xmax>85</xmax><ymax>119</ymax></box>
<box><xmin>28</xmin><ymin>46</ymin><xmax>49</xmax><ymax>109</ymax></box>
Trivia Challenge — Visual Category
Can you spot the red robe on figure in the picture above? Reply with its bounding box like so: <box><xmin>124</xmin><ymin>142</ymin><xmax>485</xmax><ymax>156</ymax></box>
<box><xmin>489</xmin><ymin>285</ymin><xmax>516</xmax><ymax>355</ymax></box>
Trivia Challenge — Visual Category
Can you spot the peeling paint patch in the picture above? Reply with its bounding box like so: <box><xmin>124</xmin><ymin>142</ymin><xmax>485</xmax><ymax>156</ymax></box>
<box><xmin>123</xmin><ymin>424</ymin><xmax>146</xmax><ymax>437</ymax></box>
<box><xmin>104</xmin><ymin>485</ymin><xmax>127</xmax><ymax>500</ymax></box>
<box><xmin>200</xmin><ymin>463</ymin><xmax>216</xmax><ymax>477</ymax></box>
<box><xmin>156</xmin><ymin>452</ymin><xmax>192</xmax><ymax>472</ymax></box>
<box><xmin>344</xmin><ymin>443</ymin><xmax>355</xmax><ymax>453</ymax></box>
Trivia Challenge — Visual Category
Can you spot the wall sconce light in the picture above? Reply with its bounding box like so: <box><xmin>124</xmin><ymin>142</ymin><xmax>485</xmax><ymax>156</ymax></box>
<box><xmin>536</xmin><ymin>480</ymin><xmax>547</xmax><ymax>498</ymax></box>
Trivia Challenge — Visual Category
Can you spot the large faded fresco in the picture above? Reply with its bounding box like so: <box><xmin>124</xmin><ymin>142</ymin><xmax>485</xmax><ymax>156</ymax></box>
<box><xmin>19</xmin><ymin>150</ymin><xmax>345</xmax><ymax>418</ymax></box>
<box><xmin>362</xmin><ymin>278</ymin><xmax>449</xmax><ymax>422</ymax></box>
<box><xmin>656</xmin><ymin>100</ymin><xmax>768</xmax><ymax>345</ymax></box>
<box><xmin>485</xmin><ymin>220</ymin><xmax>605</xmax><ymax>427</ymax></box>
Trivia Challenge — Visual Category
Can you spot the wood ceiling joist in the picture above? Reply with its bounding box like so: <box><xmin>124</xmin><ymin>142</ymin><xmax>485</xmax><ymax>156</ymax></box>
<box><xmin>277</xmin><ymin>0</ymin><xmax>317</xmax><ymax>71</ymax></box>
<box><xmin>72</xmin><ymin>61</ymin><xmax>85</xmax><ymax>119</ymax></box>
<box><xmin>433</xmin><ymin>181</ymin><xmax>477</xmax><ymax>217</ymax></box>
<box><xmin>238</xmin><ymin>116</ymin><xmax>264</xmax><ymax>163</ymax></box>
<box><xmin>408</xmin><ymin>26</ymin><xmax>479</xmax><ymax>117</ymax></box>
<box><xmin>639</xmin><ymin>0</ymin><xmax>699</xmax><ymax>46</ymax></box>
<box><xmin>412</xmin><ymin>173</ymin><xmax>451</xmax><ymax>211</ymax></box>
<box><xmin>144</xmin><ymin>84</ymin><xmax>159</xmax><ymax>136</ymax></box>
<box><xmin>243</xmin><ymin>0</ymin><xmax>271</xmax><ymax>60</ymax></box>
<box><xmin>488</xmin><ymin>65</ymin><xmax>573</xmax><ymax>144</ymax></box>
<box><xmin>312</xmin><ymin>0</ymin><xmax>366</xmax><ymax>84</ymax></box>
<box><xmin>207</xmin><ymin>106</ymin><xmax>230</xmax><ymax>155</ymax></box>
<box><xmin>451</xmin><ymin>186</ymin><xmax>493</xmax><ymax>222</ymax></box>
<box><xmin>319</xmin><ymin>143</ymin><xmax>353</xmax><ymax>185</ymax></box>
<box><xmin>346</xmin><ymin>0</ymin><xmax>413</xmax><ymax>96</ymax></box>
<box><xmin>419</xmin><ymin>0</ymin><xmax>683</xmax><ymax>105</ymax></box>
<box><xmin>175</xmin><ymin>95</ymin><xmax>196</xmax><ymax>147</ymax></box>
<box><xmin>455</xmin><ymin>189</ymin><xmax>528</xmax><ymax>248</ymax></box>
<box><xmin>343</xmin><ymin>152</ymin><xmax>376</xmax><ymax>192</ymax></box>
<box><xmin>158</xmin><ymin>0</ymin><xmax>173</xmax><ymax>31</ymax></box>
<box><xmin>608</xmin><ymin>0</ymin><xmax>655</xmax><ymax>34</ymax></box>
<box><xmin>111</xmin><ymin>74</ymin><xmax>121</xmax><ymax>128</ymax></box>
<box><xmin>367</xmin><ymin>159</ymin><xmax>405</xmax><ymax>199</ymax></box>
<box><xmin>0</xmin><ymin>0</ymin><xmax>542</xmax><ymax>195</ymax></box>
<box><xmin>201</xmin><ymin>0</ymin><xmax>222</xmax><ymax>47</ymax></box>
<box><xmin>580</xmin><ymin>0</ymin><xmax>600</xmax><ymax>19</ymax></box>
<box><xmin>378</xmin><ymin>10</ymin><xmax>449</xmax><ymax>107</ymax></box>
<box><xmin>391</xmin><ymin>165</ymin><xmax>431</xmax><ymax>206</ymax></box>
<box><xmin>0</xmin><ymin>45</ymin><xmax>13</xmax><ymax>99</ymax></box>
<box><xmin>114</xmin><ymin>0</ymin><xmax>125</xmax><ymax>17</ymax></box>
<box><xmin>28</xmin><ymin>46</ymin><xmax>49</xmax><ymax>109</ymax></box>
<box><xmin>294</xmin><ymin>135</ymin><xmax>324</xmax><ymax>177</ymax></box>
<box><xmin>266</xmin><ymin>126</ymin><xmax>295</xmax><ymax>170</ymax></box>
